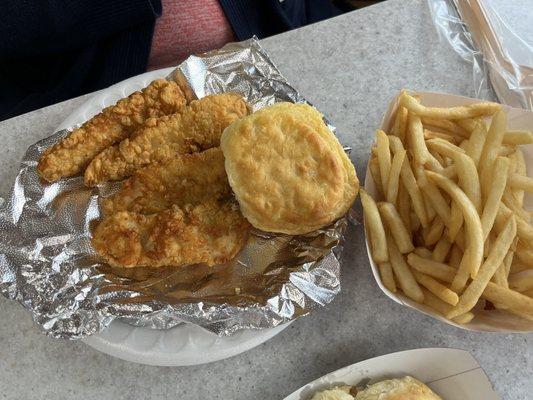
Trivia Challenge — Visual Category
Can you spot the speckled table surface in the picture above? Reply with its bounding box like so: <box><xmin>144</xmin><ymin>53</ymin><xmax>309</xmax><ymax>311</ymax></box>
<box><xmin>0</xmin><ymin>0</ymin><xmax>531</xmax><ymax>399</ymax></box>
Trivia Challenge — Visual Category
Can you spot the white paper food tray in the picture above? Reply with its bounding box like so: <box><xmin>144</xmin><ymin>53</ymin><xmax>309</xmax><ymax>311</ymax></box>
<box><xmin>364</xmin><ymin>92</ymin><xmax>533</xmax><ymax>332</ymax></box>
<box><xmin>283</xmin><ymin>348</ymin><xmax>499</xmax><ymax>399</ymax></box>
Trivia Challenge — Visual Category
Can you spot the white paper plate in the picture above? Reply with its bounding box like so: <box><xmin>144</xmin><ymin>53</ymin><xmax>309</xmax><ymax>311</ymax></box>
<box><xmin>56</xmin><ymin>68</ymin><xmax>290</xmax><ymax>366</ymax></box>
<box><xmin>283</xmin><ymin>348</ymin><xmax>500</xmax><ymax>399</ymax></box>
<box><xmin>364</xmin><ymin>92</ymin><xmax>533</xmax><ymax>332</ymax></box>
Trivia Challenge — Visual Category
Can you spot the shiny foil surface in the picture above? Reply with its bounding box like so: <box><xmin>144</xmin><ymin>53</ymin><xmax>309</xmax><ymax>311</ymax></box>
<box><xmin>0</xmin><ymin>39</ymin><xmax>348</xmax><ymax>339</ymax></box>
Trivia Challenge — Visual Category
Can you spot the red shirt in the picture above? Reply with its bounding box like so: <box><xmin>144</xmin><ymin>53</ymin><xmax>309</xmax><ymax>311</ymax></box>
<box><xmin>148</xmin><ymin>0</ymin><xmax>236</xmax><ymax>70</ymax></box>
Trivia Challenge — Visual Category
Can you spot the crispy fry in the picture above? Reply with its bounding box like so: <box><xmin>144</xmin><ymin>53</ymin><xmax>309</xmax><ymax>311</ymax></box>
<box><xmin>421</xmin><ymin>117</ymin><xmax>469</xmax><ymax>137</ymax></box>
<box><xmin>407</xmin><ymin>253</ymin><xmax>456</xmax><ymax>283</ymax></box>
<box><xmin>479</xmin><ymin>110</ymin><xmax>506</xmax><ymax>199</ymax></box>
<box><xmin>361</xmin><ymin>189</ymin><xmax>389</xmax><ymax>263</ymax></box>
<box><xmin>454</xmin><ymin>153</ymin><xmax>481</xmax><ymax>213</ymax></box>
<box><xmin>447</xmin><ymin>216</ymin><xmax>516</xmax><ymax>319</ymax></box>
<box><xmin>400</xmin><ymin>160</ymin><xmax>429</xmax><ymax>227</ymax></box>
<box><xmin>378</xmin><ymin>202</ymin><xmax>414</xmax><ymax>254</ymax></box>
<box><xmin>393</xmin><ymin>106</ymin><xmax>409</xmax><ymax>143</ymax></box>
<box><xmin>417</xmin><ymin>169</ymin><xmax>451</xmax><ymax>225</ymax></box>
<box><xmin>482</xmin><ymin>282</ymin><xmax>533</xmax><ymax>315</ymax></box>
<box><xmin>409</xmin><ymin>114</ymin><xmax>442</xmax><ymax>171</ymax></box>
<box><xmin>369</xmin><ymin>156</ymin><xmax>384</xmax><ymax>198</ymax></box>
<box><xmin>413</xmin><ymin>270</ymin><xmax>459</xmax><ymax>306</ymax></box>
<box><xmin>426</xmin><ymin>171</ymin><xmax>484</xmax><ymax>278</ymax></box>
<box><xmin>386</xmin><ymin>149</ymin><xmax>406</xmax><ymax>203</ymax></box>
<box><xmin>480</xmin><ymin>157</ymin><xmax>510</xmax><ymax>240</ymax></box>
<box><xmin>421</xmin><ymin>289</ymin><xmax>474</xmax><ymax>324</ymax></box>
<box><xmin>388</xmin><ymin>239</ymin><xmax>424</xmax><ymax>302</ymax></box>
<box><xmin>378</xmin><ymin>262</ymin><xmax>397</xmax><ymax>292</ymax></box>
<box><xmin>399</xmin><ymin>92</ymin><xmax>500</xmax><ymax>119</ymax></box>
<box><xmin>376</xmin><ymin>130</ymin><xmax>392</xmax><ymax>190</ymax></box>
<box><xmin>503</xmin><ymin>130</ymin><xmax>533</xmax><ymax>145</ymax></box>
<box><xmin>464</xmin><ymin>123</ymin><xmax>487</xmax><ymax>168</ymax></box>
<box><xmin>426</xmin><ymin>138</ymin><xmax>465</xmax><ymax>159</ymax></box>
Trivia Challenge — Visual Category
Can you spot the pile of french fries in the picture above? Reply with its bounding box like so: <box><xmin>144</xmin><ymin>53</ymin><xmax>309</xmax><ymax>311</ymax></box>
<box><xmin>362</xmin><ymin>91</ymin><xmax>533</xmax><ymax>325</ymax></box>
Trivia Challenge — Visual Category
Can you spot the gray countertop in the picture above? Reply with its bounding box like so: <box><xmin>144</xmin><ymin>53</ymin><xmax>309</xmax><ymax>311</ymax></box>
<box><xmin>0</xmin><ymin>0</ymin><xmax>531</xmax><ymax>399</ymax></box>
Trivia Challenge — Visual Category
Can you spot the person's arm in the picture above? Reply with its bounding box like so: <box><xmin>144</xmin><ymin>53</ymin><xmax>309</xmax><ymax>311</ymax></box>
<box><xmin>0</xmin><ymin>0</ymin><xmax>161</xmax><ymax>57</ymax></box>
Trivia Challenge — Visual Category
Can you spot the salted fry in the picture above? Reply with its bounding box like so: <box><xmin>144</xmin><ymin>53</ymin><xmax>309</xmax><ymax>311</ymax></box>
<box><xmin>409</xmin><ymin>114</ymin><xmax>440</xmax><ymax>171</ymax></box>
<box><xmin>426</xmin><ymin>138</ymin><xmax>465</xmax><ymax>159</ymax></box>
<box><xmin>360</xmin><ymin>189</ymin><xmax>388</xmax><ymax>263</ymax></box>
<box><xmin>399</xmin><ymin>92</ymin><xmax>500</xmax><ymax>119</ymax></box>
<box><xmin>509</xmin><ymin>270</ymin><xmax>533</xmax><ymax>293</ymax></box>
<box><xmin>417</xmin><ymin>169</ymin><xmax>451</xmax><ymax>225</ymax></box>
<box><xmin>464</xmin><ymin>123</ymin><xmax>487</xmax><ymax>167</ymax></box>
<box><xmin>388</xmin><ymin>239</ymin><xmax>424</xmax><ymax>302</ymax></box>
<box><xmin>369</xmin><ymin>156</ymin><xmax>384</xmax><ymax>198</ymax></box>
<box><xmin>376</xmin><ymin>130</ymin><xmax>391</xmax><ymax>190</ymax></box>
<box><xmin>479</xmin><ymin>110</ymin><xmax>506</xmax><ymax>199</ymax></box>
<box><xmin>432</xmin><ymin>236</ymin><xmax>452</xmax><ymax>263</ymax></box>
<box><xmin>422</xmin><ymin>289</ymin><xmax>474</xmax><ymax>324</ymax></box>
<box><xmin>386</xmin><ymin>149</ymin><xmax>406</xmax><ymax>203</ymax></box>
<box><xmin>413</xmin><ymin>270</ymin><xmax>459</xmax><ymax>306</ymax></box>
<box><xmin>454</xmin><ymin>153</ymin><xmax>481</xmax><ymax>213</ymax></box>
<box><xmin>407</xmin><ymin>253</ymin><xmax>456</xmax><ymax>283</ymax></box>
<box><xmin>378</xmin><ymin>262</ymin><xmax>397</xmax><ymax>293</ymax></box>
<box><xmin>393</xmin><ymin>106</ymin><xmax>409</xmax><ymax>143</ymax></box>
<box><xmin>399</xmin><ymin>160</ymin><xmax>429</xmax><ymax>227</ymax></box>
<box><xmin>480</xmin><ymin>157</ymin><xmax>509</xmax><ymax>240</ymax></box>
<box><xmin>503</xmin><ymin>130</ymin><xmax>533</xmax><ymax>145</ymax></box>
<box><xmin>482</xmin><ymin>282</ymin><xmax>533</xmax><ymax>315</ymax></box>
<box><xmin>423</xmin><ymin>216</ymin><xmax>444</xmax><ymax>246</ymax></box>
<box><xmin>447</xmin><ymin>217</ymin><xmax>516</xmax><ymax>319</ymax></box>
<box><xmin>508</xmin><ymin>174</ymin><xmax>533</xmax><ymax>192</ymax></box>
<box><xmin>426</xmin><ymin>171</ymin><xmax>484</xmax><ymax>278</ymax></box>
<box><xmin>421</xmin><ymin>117</ymin><xmax>469</xmax><ymax>137</ymax></box>
<box><xmin>378</xmin><ymin>202</ymin><xmax>414</xmax><ymax>254</ymax></box>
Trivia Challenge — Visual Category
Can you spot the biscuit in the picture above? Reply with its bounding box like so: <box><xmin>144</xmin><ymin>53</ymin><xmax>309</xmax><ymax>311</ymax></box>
<box><xmin>221</xmin><ymin>102</ymin><xmax>358</xmax><ymax>234</ymax></box>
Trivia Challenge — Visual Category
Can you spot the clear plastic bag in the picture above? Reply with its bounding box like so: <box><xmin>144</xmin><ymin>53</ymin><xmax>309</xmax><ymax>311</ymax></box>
<box><xmin>428</xmin><ymin>0</ymin><xmax>533</xmax><ymax>110</ymax></box>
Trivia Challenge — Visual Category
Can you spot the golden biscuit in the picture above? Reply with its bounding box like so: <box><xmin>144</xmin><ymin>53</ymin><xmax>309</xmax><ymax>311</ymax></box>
<box><xmin>221</xmin><ymin>102</ymin><xmax>358</xmax><ymax>234</ymax></box>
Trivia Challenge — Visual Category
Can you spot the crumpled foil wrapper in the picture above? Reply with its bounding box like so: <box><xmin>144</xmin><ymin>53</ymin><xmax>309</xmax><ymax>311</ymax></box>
<box><xmin>0</xmin><ymin>38</ymin><xmax>348</xmax><ymax>339</ymax></box>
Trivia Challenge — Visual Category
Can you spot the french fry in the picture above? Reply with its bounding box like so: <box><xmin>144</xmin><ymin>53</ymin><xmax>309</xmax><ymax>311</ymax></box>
<box><xmin>448</xmin><ymin>245</ymin><xmax>463</xmax><ymax>269</ymax></box>
<box><xmin>417</xmin><ymin>169</ymin><xmax>451</xmax><ymax>226</ymax></box>
<box><xmin>511</xmin><ymin>149</ymin><xmax>526</xmax><ymax>206</ymax></box>
<box><xmin>498</xmin><ymin>145</ymin><xmax>516</xmax><ymax>157</ymax></box>
<box><xmin>441</xmin><ymin>165</ymin><xmax>457</xmax><ymax>179</ymax></box>
<box><xmin>451</xmin><ymin>247</ymin><xmax>472</xmax><ymax>293</ymax></box>
<box><xmin>454</xmin><ymin>153</ymin><xmax>481</xmax><ymax>213</ymax></box>
<box><xmin>414</xmin><ymin>247</ymin><xmax>433</xmax><ymax>258</ymax></box>
<box><xmin>393</xmin><ymin>106</ymin><xmax>409</xmax><ymax>143</ymax></box>
<box><xmin>455</xmin><ymin>118</ymin><xmax>479</xmax><ymax>133</ymax></box>
<box><xmin>387</xmin><ymin>238</ymin><xmax>424</xmax><ymax>302</ymax></box>
<box><xmin>421</xmin><ymin>117</ymin><xmax>469</xmax><ymax>138</ymax></box>
<box><xmin>360</xmin><ymin>189</ymin><xmax>388</xmax><ymax>263</ymax></box>
<box><xmin>409</xmin><ymin>114</ymin><xmax>442</xmax><ymax>171</ymax></box>
<box><xmin>479</xmin><ymin>110</ymin><xmax>506</xmax><ymax>199</ymax></box>
<box><xmin>480</xmin><ymin>156</ymin><xmax>509</xmax><ymax>240</ymax></box>
<box><xmin>502</xmin><ymin>130</ymin><xmax>533</xmax><ymax>145</ymax></box>
<box><xmin>482</xmin><ymin>282</ymin><xmax>533</xmax><ymax>315</ymax></box>
<box><xmin>426</xmin><ymin>171</ymin><xmax>484</xmax><ymax>278</ymax></box>
<box><xmin>426</xmin><ymin>138</ymin><xmax>465</xmax><ymax>159</ymax></box>
<box><xmin>424</xmin><ymin>129</ymin><xmax>457</xmax><ymax>144</ymax></box>
<box><xmin>369</xmin><ymin>156</ymin><xmax>384</xmax><ymax>198</ymax></box>
<box><xmin>509</xmin><ymin>270</ymin><xmax>533</xmax><ymax>293</ymax></box>
<box><xmin>508</xmin><ymin>174</ymin><xmax>533</xmax><ymax>193</ymax></box>
<box><xmin>378</xmin><ymin>202</ymin><xmax>414</xmax><ymax>254</ymax></box>
<box><xmin>399</xmin><ymin>160</ymin><xmax>429</xmax><ymax>228</ymax></box>
<box><xmin>376</xmin><ymin>130</ymin><xmax>391</xmax><ymax>191</ymax></box>
<box><xmin>432</xmin><ymin>236</ymin><xmax>452</xmax><ymax>263</ymax></box>
<box><xmin>422</xmin><ymin>289</ymin><xmax>474</xmax><ymax>324</ymax></box>
<box><xmin>423</xmin><ymin>216</ymin><xmax>444</xmax><ymax>247</ymax></box>
<box><xmin>464</xmin><ymin>123</ymin><xmax>487</xmax><ymax>168</ymax></box>
<box><xmin>407</xmin><ymin>253</ymin><xmax>456</xmax><ymax>283</ymax></box>
<box><xmin>399</xmin><ymin>92</ymin><xmax>500</xmax><ymax>119</ymax></box>
<box><xmin>413</xmin><ymin>271</ymin><xmax>459</xmax><ymax>306</ymax></box>
<box><xmin>386</xmin><ymin>149</ymin><xmax>406</xmax><ymax>203</ymax></box>
<box><xmin>397</xmin><ymin>183</ymin><xmax>412</xmax><ymax>233</ymax></box>
<box><xmin>447</xmin><ymin>217</ymin><xmax>516</xmax><ymax>319</ymax></box>
<box><xmin>378</xmin><ymin>262</ymin><xmax>397</xmax><ymax>293</ymax></box>
<box><xmin>492</xmin><ymin>251</ymin><xmax>514</xmax><ymax>288</ymax></box>
<box><xmin>448</xmin><ymin>202</ymin><xmax>463</xmax><ymax>242</ymax></box>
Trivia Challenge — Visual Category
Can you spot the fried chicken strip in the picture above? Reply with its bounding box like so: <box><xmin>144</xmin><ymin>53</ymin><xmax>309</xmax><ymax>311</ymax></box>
<box><xmin>37</xmin><ymin>79</ymin><xmax>186</xmax><ymax>182</ymax></box>
<box><xmin>92</xmin><ymin>200</ymin><xmax>250</xmax><ymax>268</ymax></box>
<box><xmin>84</xmin><ymin>93</ymin><xmax>248</xmax><ymax>186</ymax></box>
<box><xmin>101</xmin><ymin>148</ymin><xmax>230</xmax><ymax>216</ymax></box>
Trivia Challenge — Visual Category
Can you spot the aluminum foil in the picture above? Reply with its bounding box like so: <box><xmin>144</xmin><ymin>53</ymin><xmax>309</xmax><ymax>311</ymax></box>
<box><xmin>0</xmin><ymin>38</ymin><xmax>348</xmax><ymax>339</ymax></box>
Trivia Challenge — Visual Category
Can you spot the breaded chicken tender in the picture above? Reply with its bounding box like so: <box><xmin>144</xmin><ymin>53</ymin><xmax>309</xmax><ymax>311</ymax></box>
<box><xmin>37</xmin><ymin>79</ymin><xmax>186</xmax><ymax>182</ymax></box>
<box><xmin>101</xmin><ymin>148</ymin><xmax>230</xmax><ymax>216</ymax></box>
<box><xmin>84</xmin><ymin>93</ymin><xmax>249</xmax><ymax>186</ymax></box>
<box><xmin>92</xmin><ymin>200</ymin><xmax>250</xmax><ymax>268</ymax></box>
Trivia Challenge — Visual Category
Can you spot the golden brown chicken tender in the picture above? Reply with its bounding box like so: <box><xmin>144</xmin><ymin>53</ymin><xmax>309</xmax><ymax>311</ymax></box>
<box><xmin>37</xmin><ymin>79</ymin><xmax>186</xmax><ymax>182</ymax></box>
<box><xmin>84</xmin><ymin>93</ymin><xmax>249</xmax><ymax>186</ymax></box>
<box><xmin>92</xmin><ymin>200</ymin><xmax>250</xmax><ymax>268</ymax></box>
<box><xmin>101</xmin><ymin>147</ymin><xmax>230</xmax><ymax>216</ymax></box>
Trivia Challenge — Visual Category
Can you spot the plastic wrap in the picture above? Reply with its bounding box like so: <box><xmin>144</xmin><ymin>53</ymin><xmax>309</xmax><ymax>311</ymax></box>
<box><xmin>428</xmin><ymin>0</ymin><xmax>533</xmax><ymax>110</ymax></box>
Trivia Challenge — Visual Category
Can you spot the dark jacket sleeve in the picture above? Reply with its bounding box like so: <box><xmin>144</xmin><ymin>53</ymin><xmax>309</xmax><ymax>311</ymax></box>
<box><xmin>0</xmin><ymin>0</ymin><xmax>161</xmax><ymax>57</ymax></box>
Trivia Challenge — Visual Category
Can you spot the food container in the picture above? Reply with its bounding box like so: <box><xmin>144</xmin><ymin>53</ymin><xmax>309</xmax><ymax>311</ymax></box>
<box><xmin>364</xmin><ymin>91</ymin><xmax>533</xmax><ymax>332</ymax></box>
<box><xmin>283</xmin><ymin>348</ymin><xmax>499</xmax><ymax>400</ymax></box>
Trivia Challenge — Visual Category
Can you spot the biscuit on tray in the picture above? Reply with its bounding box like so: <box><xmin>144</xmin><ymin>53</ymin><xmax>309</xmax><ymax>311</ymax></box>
<box><xmin>221</xmin><ymin>102</ymin><xmax>358</xmax><ymax>235</ymax></box>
